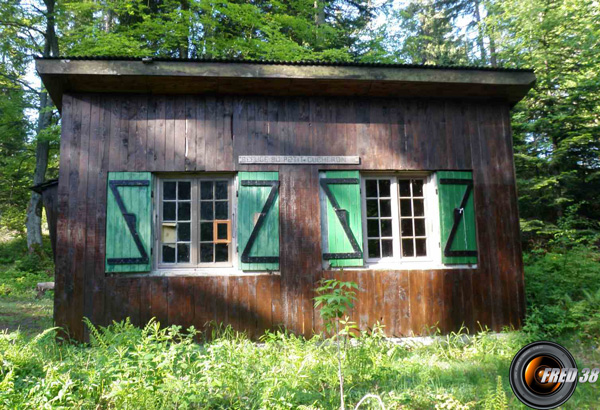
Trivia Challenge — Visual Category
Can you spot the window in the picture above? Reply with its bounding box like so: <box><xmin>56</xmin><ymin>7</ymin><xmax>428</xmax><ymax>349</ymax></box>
<box><xmin>361</xmin><ymin>174</ymin><xmax>438</xmax><ymax>264</ymax></box>
<box><xmin>157</xmin><ymin>177</ymin><xmax>234</xmax><ymax>268</ymax></box>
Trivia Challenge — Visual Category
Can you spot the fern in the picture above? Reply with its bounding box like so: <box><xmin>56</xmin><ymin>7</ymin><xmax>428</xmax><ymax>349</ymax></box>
<box><xmin>83</xmin><ymin>317</ymin><xmax>108</xmax><ymax>349</ymax></box>
<box><xmin>483</xmin><ymin>376</ymin><xmax>508</xmax><ymax>410</ymax></box>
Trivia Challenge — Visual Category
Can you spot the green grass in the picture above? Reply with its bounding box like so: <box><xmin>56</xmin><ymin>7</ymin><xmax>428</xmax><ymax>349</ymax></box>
<box><xmin>0</xmin><ymin>322</ymin><xmax>598</xmax><ymax>409</ymax></box>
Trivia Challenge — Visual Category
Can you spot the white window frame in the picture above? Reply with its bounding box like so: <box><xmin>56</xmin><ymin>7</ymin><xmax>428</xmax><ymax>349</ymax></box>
<box><xmin>154</xmin><ymin>174</ymin><xmax>238</xmax><ymax>272</ymax></box>
<box><xmin>360</xmin><ymin>172</ymin><xmax>442</xmax><ymax>269</ymax></box>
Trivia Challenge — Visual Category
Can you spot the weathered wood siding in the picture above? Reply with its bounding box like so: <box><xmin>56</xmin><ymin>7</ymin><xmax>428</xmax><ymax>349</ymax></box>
<box><xmin>55</xmin><ymin>93</ymin><xmax>524</xmax><ymax>341</ymax></box>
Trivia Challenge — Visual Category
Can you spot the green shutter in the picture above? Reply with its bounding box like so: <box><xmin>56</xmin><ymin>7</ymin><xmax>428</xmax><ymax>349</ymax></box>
<box><xmin>238</xmin><ymin>172</ymin><xmax>279</xmax><ymax>271</ymax></box>
<box><xmin>320</xmin><ymin>170</ymin><xmax>364</xmax><ymax>267</ymax></box>
<box><xmin>105</xmin><ymin>172</ymin><xmax>153</xmax><ymax>273</ymax></box>
<box><xmin>437</xmin><ymin>171</ymin><xmax>478</xmax><ymax>265</ymax></box>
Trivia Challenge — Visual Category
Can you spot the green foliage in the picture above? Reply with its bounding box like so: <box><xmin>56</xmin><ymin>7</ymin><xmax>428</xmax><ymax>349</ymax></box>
<box><xmin>0</xmin><ymin>237</ymin><xmax>53</xmax><ymax>298</ymax></box>
<box><xmin>3</xmin><ymin>319</ymin><xmax>588</xmax><ymax>409</ymax></box>
<box><xmin>314</xmin><ymin>278</ymin><xmax>358</xmax><ymax>333</ymax></box>
<box><xmin>523</xmin><ymin>247</ymin><xmax>600</xmax><ymax>341</ymax></box>
<box><xmin>482</xmin><ymin>376</ymin><xmax>508</xmax><ymax>410</ymax></box>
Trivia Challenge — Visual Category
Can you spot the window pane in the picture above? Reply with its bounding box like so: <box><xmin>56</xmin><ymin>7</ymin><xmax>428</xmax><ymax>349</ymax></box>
<box><xmin>177</xmin><ymin>223</ymin><xmax>190</xmax><ymax>241</ymax></box>
<box><xmin>399</xmin><ymin>180</ymin><xmax>411</xmax><ymax>197</ymax></box>
<box><xmin>200</xmin><ymin>181</ymin><xmax>213</xmax><ymax>199</ymax></box>
<box><xmin>414</xmin><ymin>219</ymin><xmax>426</xmax><ymax>236</ymax></box>
<box><xmin>401</xmin><ymin>219</ymin><xmax>413</xmax><ymax>236</ymax></box>
<box><xmin>163</xmin><ymin>202</ymin><xmax>176</xmax><ymax>221</ymax></box>
<box><xmin>178</xmin><ymin>202</ymin><xmax>191</xmax><ymax>221</ymax></box>
<box><xmin>177</xmin><ymin>244</ymin><xmax>190</xmax><ymax>263</ymax></box>
<box><xmin>366</xmin><ymin>180</ymin><xmax>378</xmax><ymax>198</ymax></box>
<box><xmin>367</xmin><ymin>219</ymin><xmax>379</xmax><ymax>237</ymax></box>
<box><xmin>415</xmin><ymin>239</ymin><xmax>427</xmax><ymax>257</ymax></box>
<box><xmin>402</xmin><ymin>239</ymin><xmax>414</xmax><ymax>257</ymax></box>
<box><xmin>215</xmin><ymin>201</ymin><xmax>228</xmax><ymax>220</ymax></box>
<box><xmin>200</xmin><ymin>202</ymin><xmax>213</xmax><ymax>220</ymax></box>
<box><xmin>163</xmin><ymin>181</ymin><xmax>176</xmax><ymax>200</ymax></box>
<box><xmin>200</xmin><ymin>243</ymin><xmax>214</xmax><ymax>262</ymax></box>
<box><xmin>379</xmin><ymin>200</ymin><xmax>391</xmax><ymax>217</ymax></box>
<box><xmin>201</xmin><ymin>222</ymin><xmax>213</xmax><ymax>242</ymax></box>
<box><xmin>368</xmin><ymin>239</ymin><xmax>380</xmax><ymax>259</ymax></box>
<box><xmin>217</xmin><ymin>223</ymin><xmax>228</xmax><ymax>240</ymax></box>
<box><xmin>413</xmin><ymin>180</ymin><xmax>424</xmax><ymax>197</ymax></box>
<box><xmin>381</xmin><ymin>240</ymin><xmax>393</xmax><ymax>257</ymax></box>
<box><xmin>400</xmin><ymin>199</ymin><xmax>412</xmax><ymax>217</ymax></box>
<box><xmin>366</xmin><ymin>200</ymin><xmax>378</xmax><ymax>217</ymax></box>
<box><xmin>162</xmin><ymin>244</ymin><xmax>176</xmax><ymax>263</ymax></box>
<box><xmin>178</xmin><ymin>181</ymin><xmax>191</xmax><ymax>200</ymax></box>
<box><xmin>378</xmin><ymin>180</ymin><xmax>391</xmax><ymax>197</ymax></box>
<box><xmin>380</xmin><ymin>219</ymin><xmax>392</xmax><ymax>237</ymax></box>
<box><xmin>413</xmin><ymin>199</ymin><xmax>424</xmax><ymax>217</ymax></box>
<box><xmin>215</xmin><ymin>181</ymin><xmax>228</xmax><ymax>199</ymax></box>
<box><xmin>215</xmin><ymin>244</ymin><xmax>229</xmax><ymax>262</ymax></box>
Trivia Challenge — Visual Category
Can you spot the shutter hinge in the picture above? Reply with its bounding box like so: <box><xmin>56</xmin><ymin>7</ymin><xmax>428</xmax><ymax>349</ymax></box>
<box><xmin>436</xmin><ymin>188</ymin><xmax>438</xmax><ymax>195</ymax></box>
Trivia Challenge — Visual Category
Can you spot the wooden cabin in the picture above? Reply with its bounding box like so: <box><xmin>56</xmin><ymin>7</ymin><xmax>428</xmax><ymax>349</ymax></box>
<box><xmin>36</xmin><ymin>57</ymin><xmax>535</xmax><ymax>341</ymax></box>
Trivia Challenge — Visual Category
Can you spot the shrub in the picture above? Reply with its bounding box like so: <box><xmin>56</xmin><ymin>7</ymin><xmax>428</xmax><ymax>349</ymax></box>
<box><xmin>523</xmin><ymin>246</ymin><xmax>600</xmax><ymax>341</ymax></box>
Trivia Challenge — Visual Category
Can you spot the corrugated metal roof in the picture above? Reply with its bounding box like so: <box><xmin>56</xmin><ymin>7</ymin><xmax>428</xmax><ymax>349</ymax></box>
<box><xmin>35</xmin><ymin>55</ymin><xmax>533</xmax><ymax>73</ymax></box>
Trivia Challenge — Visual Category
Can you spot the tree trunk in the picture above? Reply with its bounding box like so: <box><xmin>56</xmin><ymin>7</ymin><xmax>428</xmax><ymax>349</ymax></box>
<box><xmin>179</xmin><ymin>0</ymin><xmax>190</xmax><ymax>58</ymax></box>
<box><xmin>472</xmin><ymin>0</ymin><xmax>487</xmax><ymax>63</ymax></box>
<box><xmin>26</xmin><ymin>0</ymin><xmax>58</xmax><ymax>252</ymax></box>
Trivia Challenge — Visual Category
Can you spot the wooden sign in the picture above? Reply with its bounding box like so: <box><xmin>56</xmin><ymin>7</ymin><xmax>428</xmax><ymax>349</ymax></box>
<box><xmin>238</xmin><ymin>155</ymin><xmax>360</xmax><ymax>165</ymax></box>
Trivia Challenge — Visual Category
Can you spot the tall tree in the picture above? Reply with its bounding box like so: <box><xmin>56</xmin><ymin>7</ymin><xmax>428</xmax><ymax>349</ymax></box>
<box><xmin>485</xmin><ymin>0</ymin><xmax>600</xmax><ymax>246</ymax></box>
<box><xmin>25</xmin><ymin>0</ymin><xmax>59</xmax><ymax>251</ymax></box>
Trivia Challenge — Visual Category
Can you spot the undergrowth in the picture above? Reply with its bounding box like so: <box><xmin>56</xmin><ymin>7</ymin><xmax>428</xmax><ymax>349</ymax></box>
<box><xmin>0</xmin><ymin>320</ymin><xmax>531</xmax><ymax>409</ymax></box>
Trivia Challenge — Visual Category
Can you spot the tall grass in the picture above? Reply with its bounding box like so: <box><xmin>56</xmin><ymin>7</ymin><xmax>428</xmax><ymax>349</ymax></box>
<box><xmin>0</xmin><ymin>319</ymin><xmax>533</xmax><ymax>409</ymax></box>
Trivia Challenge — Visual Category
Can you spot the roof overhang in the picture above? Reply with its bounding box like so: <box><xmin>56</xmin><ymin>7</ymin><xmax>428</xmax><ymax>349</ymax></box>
<box><xmin>36</xmin><ymin>58</ymin><xmax>536</xmax><ymax>112</ymax></box>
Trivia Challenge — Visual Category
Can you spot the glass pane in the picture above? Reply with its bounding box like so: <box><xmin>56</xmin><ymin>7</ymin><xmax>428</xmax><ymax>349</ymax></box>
<box><xmin>365</xmin><ymin>180</ymin><xmax>378</xmax><ymax>198</ymax></box>
<box><xmin>378</xmin><ymin>179</ymin><xmax>391</xmax><ymax>197</ymax></box>
<box><xmin>200</xmin><ymin>243</ymin><xmax>214</xmax><ymax>262</ymax></box>
<box><xmin>381</xmin><ymin>240</ymin><xmax>393</xmax><ymax>257</ymax></box>
<box><xmin>201</xmin><ymin>222</ymin><xmax>213</xmax><ymax>242</ymax></box>
<box><xmin>215</xmin><ymin>181</ymin><xmax>228</xmax><ymax>199</ymax></box>
<box><xmin>413</xmin><ymin>199</ymin><xmax>425</xmax><ymax>217</ymax></box>
<box><xmin>379</xmin><ymin>200</ymin><xmax>391</xmax><ymax>217</ymax></box>
<box><xmin>367</xmin><ymin>219</ymin><xmax>379</xmax><ymax>238</ymax></box>
<box><xmin>178</xmin><ymin>181</ymin><xmax>191</xmax><ymax>200</ymax></box>
<box><xmin>162</xmin><ymin>244</ymin><xmax>175</xmax><ymax>263</ymax></box>
<box><xmin>163</xmin><ymin>202</ymin><xmax>176</xmax><ymax>221</ymax></box>
<box><xmin>177</xmin><ymin>243</ymin><xmax>190</xmax><ymax>263</ymax></box>
<box><xmin>215</xmin><ymin>201</ymin><xmax>228</xmax><ymax>220</ymax></box>
<box><xmin>215</xmin><ymin>244</ymin><xmax>229</xmax><ymax>262</ymax></box>
<box><xmin>368</xmin><ymin>239</ymin><xmax>380</xmax><ymax>259</ymax></box>
<box><xmin>413</xmin><ymin>180</ymin><xmax>424</xmax><ymax>197</ymax></box>
<box><xmin>415</xmin><ymin>239</ymin><xmax>427</xmax><ymax>257</ymax></box>
<box><xmin>402</xmin><ymin>239</ymin><xmax>415</xmax><ymax>257</ymax></box>
<box><xmin>177</xmin><ymin>223</ymin><xmax>190</xmax><ymax>241</ymax></box>
<box><xmin>400</xmin><ymin>199</ymin><xmax>412</xmax><ymax>217</ymax></box>
<box><xmin>366</xmin><ymin>200</ymin><xmax>378</xmax><ymax>217</ymax></box>
<box><xmin>399</xmin><ymin>180</ymin><xmax>411</xmax><ymax>197</ymax></box>
<box><xmin>163</xmin><ymin>181</ymin><xmax>176</xmax><ymax>200</ymax></box>
<box><xmin>178</xmin><ymin>202</ymin><xmax>190</xmax><ymax>221</ymax></box>
<box><xmin>201</xmin><ymin>202</ymin><xmax>213</xmax><ymax>220</ymax></box>
<box><xmin>401</xmin><ymin>219</ymin><xmax>413</xmax><ymax>236</ymax></box>
<box><xmin>380</xmin><ymin>219</ymin><xmax>392</xmax><ymax>237</ymax></box>
<box><xmin>414</xmin><ymin>219</ymin><xmax>426</xmax><ymax>236</ymax></box>
<box><xmin>217</xmin><ymin>223</ymin><xmax>228</xmax><ymax>240</ymax></box>
<box><xmin>200</xmin><ymin>181</ymin><xmax>213</xmax><ymax>199</ymax></box>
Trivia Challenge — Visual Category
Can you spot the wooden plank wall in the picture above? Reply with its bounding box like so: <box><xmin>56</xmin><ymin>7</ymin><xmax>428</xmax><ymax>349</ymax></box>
<box><xmin>54</xmin><ymin>93</ymin><xmax>525</xmax><ymax>341</ymax></box>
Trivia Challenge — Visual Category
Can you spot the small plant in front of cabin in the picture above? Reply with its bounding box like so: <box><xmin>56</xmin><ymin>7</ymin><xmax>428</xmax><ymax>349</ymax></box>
<box><xmin>314</xmin><ymin>278</ymin><xmax>358</xmax><ymax>410</ymax></box>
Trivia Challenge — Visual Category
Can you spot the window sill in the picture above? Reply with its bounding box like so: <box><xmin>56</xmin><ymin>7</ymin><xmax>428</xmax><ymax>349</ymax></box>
<box><xmin>109</xmin><ymin>268</ymin><xmax>280</xmax><ymax>278</ymax></box>
<box><xmin>325</xmin><ymin>262</ymin><xmax>478</xmax><ymax>271</ymax></box>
